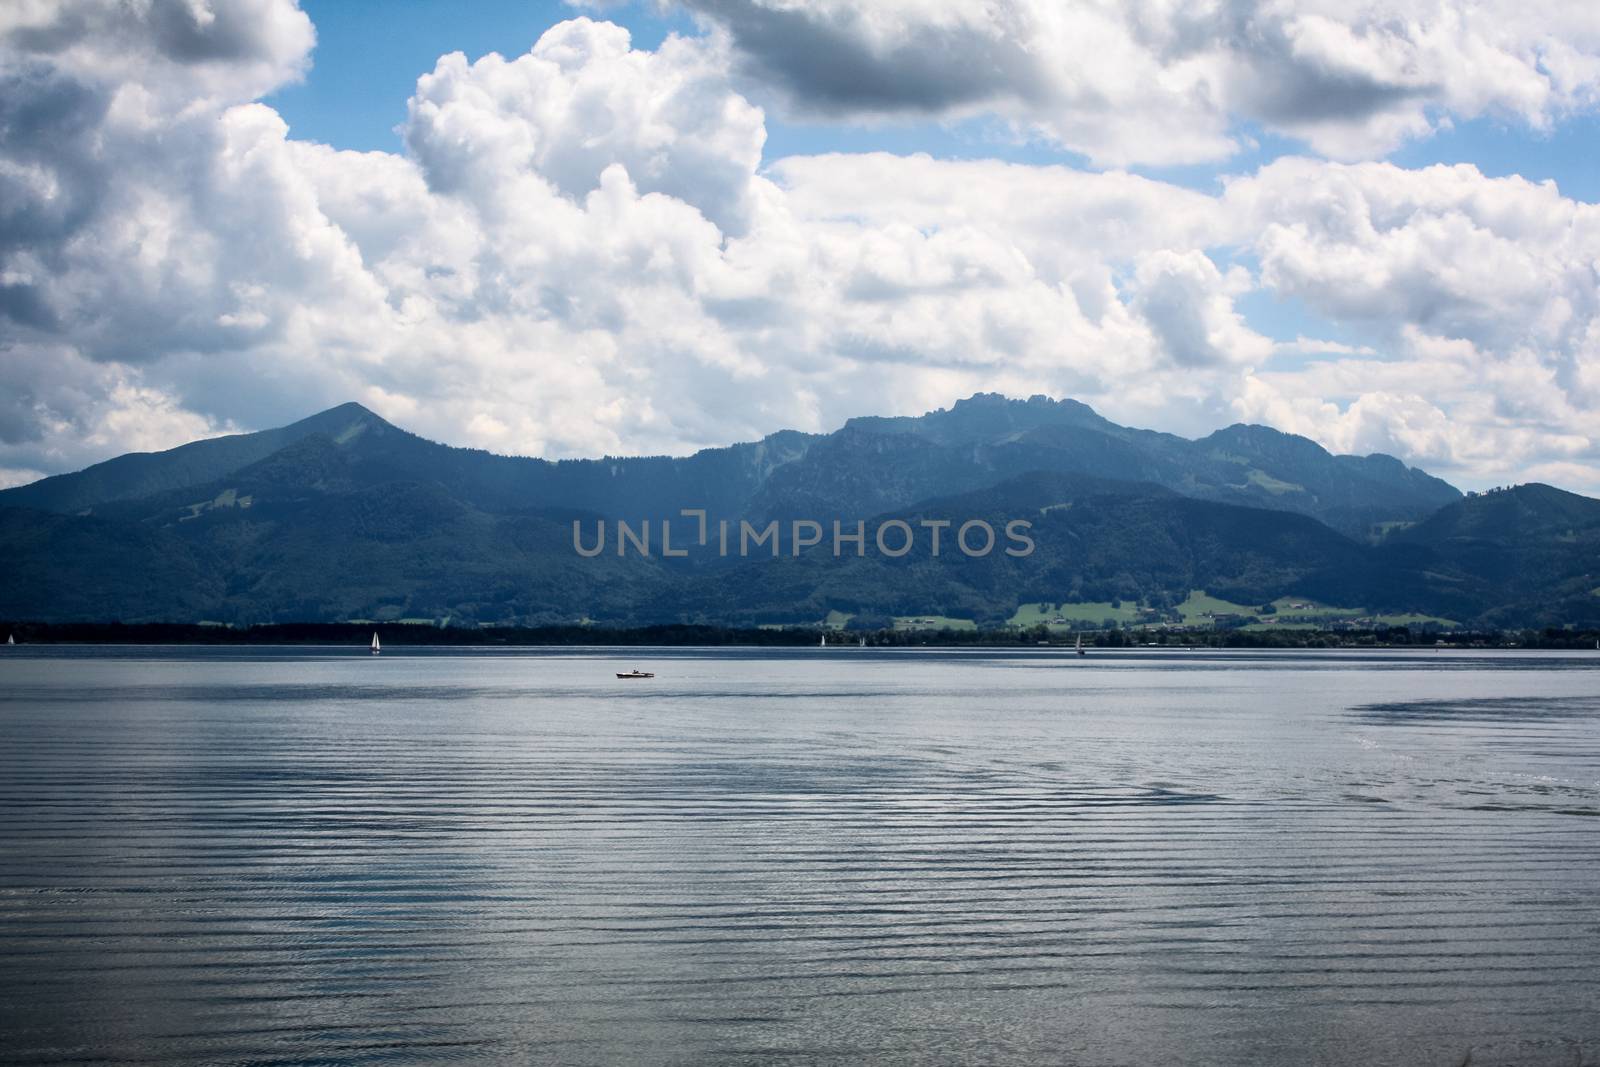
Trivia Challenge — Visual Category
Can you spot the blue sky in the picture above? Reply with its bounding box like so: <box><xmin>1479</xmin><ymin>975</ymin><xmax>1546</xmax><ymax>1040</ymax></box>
<box><xmin>268</xmin><ymin>0</ymin><xmax>1600</xmax><ymax>205</ymax></box>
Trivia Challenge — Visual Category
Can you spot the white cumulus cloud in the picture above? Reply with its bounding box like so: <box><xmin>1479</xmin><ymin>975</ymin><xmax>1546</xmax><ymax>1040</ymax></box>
<box><xmin>0</xmin><ymin>2</ymin><xmax>1597</xmax><ymax>497</ymax></box>
<box><xmin>681</xmin><ymin>0</ymin><xmax>1600</xmax><ymax>165</ymax></box>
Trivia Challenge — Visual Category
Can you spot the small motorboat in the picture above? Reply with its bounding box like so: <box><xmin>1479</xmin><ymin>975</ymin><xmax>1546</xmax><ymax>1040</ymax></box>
<box><xmin>616</xmin><ymin>669</ymin><xmax>654</xmax><ymax>679</ymax></box>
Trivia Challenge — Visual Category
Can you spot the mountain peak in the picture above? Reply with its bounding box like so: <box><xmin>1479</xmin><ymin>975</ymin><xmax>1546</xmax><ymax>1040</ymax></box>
<box><xmin>1397</xmin><ymin>481</ymin><xmax>1600</xmax><ymax>545</ymax></box>
<box><xmin>289</xmin><ymin>401</ymin><xmax>390</xmax><ymax>432</ymax></box>
<box><xmin>1459</xmin><ymin>481</ymin><xmax>1597</xmax><ymax>516</ymax></box>
<box><xmin>0</xmin><ymin>401</ymin><xmax>402</xmax><ymax>515</ymax></box>
<box><xmin>1205</xmin><ymin>422</ymin><xmax>1329</xmax><ymax>456</ymax></box>
<box><xmin>322</xmin><ymin>401</ymin><xmax>379</xmax><ymax>419</ymax></box>
<box><xmin>944</xmin><ymin>392</ymin><xmax>1104</xmax><ymax>421</ymax></box>
<box><xmin>841</xmin><ymin>392</ymin><xmax>1112</xmax><ymax>444</ymax></box>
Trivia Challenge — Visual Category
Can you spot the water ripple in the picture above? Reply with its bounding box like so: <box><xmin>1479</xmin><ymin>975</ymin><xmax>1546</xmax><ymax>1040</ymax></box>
<box><xmin>1</xmin><ymin>648</ymin><xmax>1597</xmax><ymax>1066</ymax></box>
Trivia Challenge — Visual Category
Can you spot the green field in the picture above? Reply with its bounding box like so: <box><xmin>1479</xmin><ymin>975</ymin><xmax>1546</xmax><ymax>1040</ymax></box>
<box><xmin>1241</xmin><ymin>621</ymin><xmax>1321</xmax><ymax>632</ymax></box>
<box><xmin>1246</xmin><ymin>469</ymin><xmax>1303</xmax><ymax>494</ymax></box>
<box><xmin>756</xmin><ymin>611</ymin><xmax>854</xmax><ymax>631</ymax></box>
<box><xmin>1009</xmin><ymin>601</ymin><xmax>1145</xmax><ymax>627</ymax></box>
<box><xmin>1174</xmin><ymin>590</ymin><xmax>1258</xmax><ymax>622</ymax></box>
<box><xmin>1266</xmin><ymin>597</ymin><xmax>1364</xmax><ymax>620</ymax></box>
<box><xmin>1246</xmin><ymin>611</ymin><xmax>1458</xmax><ymax>630</ymax></box>
<box><xmin>1178</xmin><ymin>592</ymin><xmax>1458</xmax><ymax>629</ymax></box>
<box><xmin>1371</xmin><ymin>612</ymin><xmax>1459</xmax><ymax>627</ymax></box>
<box><xmin>893</xmin><ymin>615</ymin><xmax>977</xmax><ymax>632</ymax></box>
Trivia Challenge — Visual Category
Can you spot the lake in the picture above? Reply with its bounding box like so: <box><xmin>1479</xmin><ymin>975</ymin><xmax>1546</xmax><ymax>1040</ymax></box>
<box><xmin>1</xmin><ymin>646</ymin><xmax>1597</xmax><ymax>1065</ymax></box>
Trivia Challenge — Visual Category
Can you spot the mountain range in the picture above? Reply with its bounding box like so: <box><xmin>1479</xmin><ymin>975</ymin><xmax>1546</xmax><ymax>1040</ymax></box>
<box><xmin>2</xmin><ymin>394</ymin><xmax>1596</xmax><ymax>630</ymax></box>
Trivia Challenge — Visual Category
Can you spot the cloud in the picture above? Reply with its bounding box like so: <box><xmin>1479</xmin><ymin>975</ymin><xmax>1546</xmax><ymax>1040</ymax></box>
<box><xmin>0</xmin><ymin>9</ymin><xmax>1255</xmax><ymax>471</ymax></box>
<box><xmin>404</xmin><ymin>18</ymin><xmax>766</xmax><ymax>235</ymax></box>
<box><xmin>681</xmin><ymin>0</ymin><xmax>1600</xmax><ymax>165</ymax></box>
<box><xmin>0</xmin><ymin>0</ymin><xmax>314</xmax><ymax>105</ymax></box>
<box><xmin>0</xmin><ymin>4</ymin><xmax>1598</xmax><ymax>496</ymax></box>
<box><xmin>1223</xmin><ymin>158</ymin><xmax>1600</xmax><ymax>484</ymax></box>
<box><xmin>1131</xmin><ymin>251</ymin><xmax>1273</xmax><ymax>368</ymax></box>
<box><xmin>1272</xmin><ymin>337</ymin><xmax>1378</xmax><ymax>358</ymax></box>
<box><xmin>682</xmin><ymin>0</ymin><xmax>1049</xmax><ymax>115</ymax></box>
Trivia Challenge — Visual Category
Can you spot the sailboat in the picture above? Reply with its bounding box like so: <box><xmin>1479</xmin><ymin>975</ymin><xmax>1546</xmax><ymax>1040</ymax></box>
<box><xmin>370</xmin><ymin>632</ymin><xmax>381</xmax><ymax>656</ymax></box>
<box><xmin>820</xmin><ymin>634</ymin><xmax>827</xmax><ymax>647</ymax></box>
<box><xmin>5</xmin><ymin>634</ymin><xmax>13</xmax><ymax>646</ymax></box>
<box><xmin>1075</xmin><ymin>634</ymin><xmax>1086</xmax><ymax>657</ymax></box>
<box><xmin>858</xmin><ymin>636</ymin><xmax>866</xmax><ymax>648</ymax></box>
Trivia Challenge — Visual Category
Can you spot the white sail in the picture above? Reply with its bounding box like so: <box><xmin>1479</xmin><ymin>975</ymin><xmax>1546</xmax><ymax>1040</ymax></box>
<box><xmin>370</xmin><ymin>632</ymin><xmax>381</xmax><ymax>654</ymax></box>
<box><xmin>820</xmin><ymin>634</ymin><xmax>826</xmax><ymax>647</ymax></box>
<box><xmin>5</xmin><ymin>634</ymin><xmax>12</xmax><ymax>645</ymax></box>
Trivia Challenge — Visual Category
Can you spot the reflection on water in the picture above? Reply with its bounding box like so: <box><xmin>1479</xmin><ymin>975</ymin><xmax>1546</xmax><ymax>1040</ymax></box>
<box><xmin>0</xmin><ymin>647</ymin><xmax>1597</xmax><ymax>1065</ymax></box>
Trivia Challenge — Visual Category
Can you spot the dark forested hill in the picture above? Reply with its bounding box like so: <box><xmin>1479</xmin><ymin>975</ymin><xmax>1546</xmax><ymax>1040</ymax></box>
<box><xmin>0</xmin><ymin>395</ymin><xmax>1587</xmax><ymax>629</ymax></box>
<box><xmin>739</xmin><ymin>394</ymin><xmax>1459</xmax><ymax>537</ymax></box>
<box><xmin>1387</xmin><ymin>484</ymin><xmax>1600</xmax><ymax>627</ymax></box>
<box><xmin>678</xmin><ymin>471</ymin><xmax>1378</xmax><ymax>627</ymax></box>
<box><xmin>2</xmin><ymin>393</ymin><xmax>1458</xmax><ymax>536</ymax></box>
<box><xmin>0</xmin><ymin>403</ymin><xmax>384</xmax><ymax>514</ymax></box>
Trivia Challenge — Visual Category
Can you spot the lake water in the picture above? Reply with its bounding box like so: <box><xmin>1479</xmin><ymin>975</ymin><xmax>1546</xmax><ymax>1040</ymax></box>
<box><xmin>1</xmin><ymin>646</ymin><xmax>1597</xmax><ymax>1065</ymax></box>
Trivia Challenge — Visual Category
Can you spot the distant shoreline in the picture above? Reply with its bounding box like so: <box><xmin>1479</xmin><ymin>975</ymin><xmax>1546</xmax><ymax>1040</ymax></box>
<box><xmin>4</xmin><ymin>622</ymin><xmax>1598</xmax><ymax>650</ymax></box>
